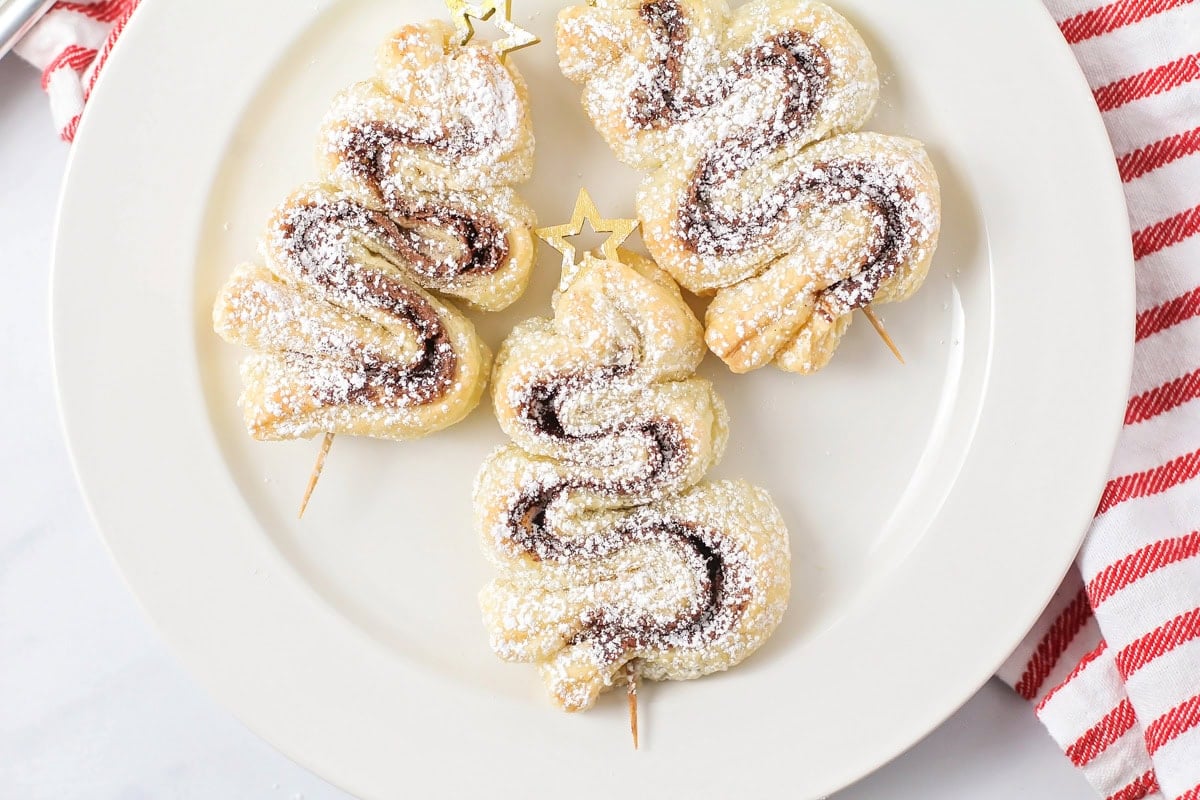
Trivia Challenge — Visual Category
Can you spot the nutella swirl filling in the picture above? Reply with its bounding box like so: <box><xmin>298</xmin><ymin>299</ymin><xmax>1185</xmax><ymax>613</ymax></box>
<box><xmin>215</xmin><ymin>21</ymin><xmax>541</xmax><ymax>441</ymax></box>
<box><xmin>278</xmin><ymin>201</ymin><xmax>457</xmax><ymax>407</ymax></box>
<box><xmin>477</xmin><ymin>252</ymin><xmax>790</xmax><ymax>703</ymax></box>
<box><xmin>498</xmin><ymin>365</ymin><xmax>747</xmax><ymax>663</ymax></box>
<box><xmin>630</xmin><ymin>0</ymin><xmax>830</xmax><ymax>131</ymax></box>
<box><xmin>685</xmin><ymin>160</ymin><xmax>919</xmax><ymax>318</ymax></box>
<box><xmin>633</xmin><ymin>0</ymin><xmax>923</xmax><ymax>316</ymax></box>
<box><xmin>340</xmin><ymin>119</ymin><xmax>496</xmax><ymax>172</ymax></box>
<box><xmin>336</xmin><ymin>121</ymin><xmax>511</xmax><ymax>282</ymax></box>
<box><xmin>510</xmin><ymin>483</ymin><xmax>751</xmax><ymax>661</ymax></box>
<box><xmin>267</xmin><ymin>113</ymin><xmax>521</xmax><ymax>407</ymax></box>
<box><xmin>285</xmin><ymin>194</ymin><xmax>507</xmax><ymax>287</ymax></box>
<box><xmin>515</xmin><ymin>365</ymin><xmax>684</xmax><ymax>481</ymax></box>
<box><xmin>567</xmin><ymin>521</ymin><xmax>750</xmax><ymax>658</ymax></box>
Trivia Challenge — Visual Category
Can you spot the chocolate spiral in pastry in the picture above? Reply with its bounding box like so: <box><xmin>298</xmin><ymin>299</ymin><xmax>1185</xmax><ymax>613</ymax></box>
<box><xmin>278</xmin><ymin>189</ymin><xmax>511</xmax><ymax>295</ymax></box>
<box><xmin>628</xmin><ymin>3</ymin><xmax>831</xmax><ymax>132</ymax></box>
<box><xmin>213</xmin><ymin>21</ymin><xmax>536</xmax><ymax>440</ymax></box>
<box><xmin>266</xmin><ymin>189</ymin><xmax>463</xmax><ymax>407</ymax></box>
<box><xmin>478</xmin><ymin>253</ymin><xmax>790</xmax><ymax>712</ymax></box>
<box><xmin>557</xmin><ymin>0</ymin><xmax>941</xmax><ymax>373</ymax></box>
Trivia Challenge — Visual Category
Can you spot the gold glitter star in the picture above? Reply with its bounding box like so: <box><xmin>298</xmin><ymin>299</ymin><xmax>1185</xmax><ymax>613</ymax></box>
<box><xmin>536</xmin><ymin>189</ymin><xmax>638</xmax><ymax>284</ymax></box>
<box><xmin>445</xmin><ymin>0</ymin><xmax>539</xmax><ymax>60</ymax></box>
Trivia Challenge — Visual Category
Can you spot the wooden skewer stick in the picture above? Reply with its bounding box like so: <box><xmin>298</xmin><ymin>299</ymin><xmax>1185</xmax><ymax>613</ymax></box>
<box><xmin>298</xmin><ymin>432</ymin><xmax>335</xmax><ymax>519</ymax></box>
<box><xmin>861</xmin><ymin>306</ymin><xmax>904</xmax><ymax>365</ymax></box>
<box><xmin>626</xmin><ymin>660</ymin><xmax>639</xmax><ymax>750</ymax></box>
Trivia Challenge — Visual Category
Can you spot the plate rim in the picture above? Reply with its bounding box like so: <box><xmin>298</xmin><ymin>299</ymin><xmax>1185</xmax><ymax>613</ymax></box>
<box><xmin>51</xmin><ymin>0</ymin><xmax>1134</xmax><ymax>796</ymax></box>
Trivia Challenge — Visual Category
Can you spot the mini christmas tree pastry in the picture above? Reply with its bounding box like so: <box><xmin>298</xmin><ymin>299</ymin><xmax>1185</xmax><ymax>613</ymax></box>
<box><xmin>477</xmin><ymin>246</ymin><xmax>791</xmax><ymax>712</ymax></box>
<box><xmin>556</xmin><ymin>0</ymin><xmax>942</xmax><ymax>374</ymax></box>
<box><xmin>213</xmin><ymin>19</ymin><xmax>537</xmax><ymax>442</ymax></box>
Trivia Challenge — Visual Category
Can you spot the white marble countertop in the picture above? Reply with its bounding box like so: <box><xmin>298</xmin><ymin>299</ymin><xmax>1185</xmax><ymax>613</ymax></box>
<box><xmin>0</xmin><ymin>55</ymin><xmax>1097</xmax><ymax>799</ymax></box>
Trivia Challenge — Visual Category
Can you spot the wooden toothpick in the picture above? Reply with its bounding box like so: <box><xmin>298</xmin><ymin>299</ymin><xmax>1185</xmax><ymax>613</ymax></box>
<box><xmin>298</xmin><ymin>432</ymin><xmax>335</xmax><ymax>519</ymax></box>
<box><xmin>626</xmin><ymin>660</ymin><xmax>639</xmax><ymax>750</ymax></box>
<box><xmin>861</xmin><ymin>306</ymin><xmax>904</xmax><ymax>364</ymax></box>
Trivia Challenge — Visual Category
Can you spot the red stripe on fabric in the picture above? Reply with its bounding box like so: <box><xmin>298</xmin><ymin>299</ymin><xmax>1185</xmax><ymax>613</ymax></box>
<box><xmin>1036</xmin><ymin>640</ymin><xmax>1110</xmax><ymax>713</ymax></box>
<box><xmin>82</xmin><ymin>0</ymin><xmax>139</xmax><ymax>101</ymax></box>
<box><xmin>1089</xmin><ymin>532</ymin><xmax>1200</xmax><ymax>607</ymax></box>
<box><xmin>1178</xmin><ymin>783</ymin><xmax>1200</xmax><ymax>800</ymax></box>
<box><xmin>1126</xmin><ymin>369</ymin><xmax>1200</xmax><ymax>424</ymax></box>
<box><xmin>1093</xmin><ymin>53</ymin><xmax>1200</xmax><ymax>113</ymax></box>
<box><xmin>1137</xmin><ymin>286</ymin><xmax>1200</xmax><ymax>341</ymax></box>
<box><xmin>1096</xmin><ymin>448</ymin><xmax>1200</xmax><ymax>517</ymax></box>
<box><xmin>1060</xmin><ymin>0</ymin><xmax>1196</xmax><ymax>44</ymax></box>
<box><xmin>61</xmin><ymin>114</ymin><xmax>82</xmax><ymax>143</ymax></box>
<box><xmin>1065</xmin><ymin>699</ymin><xmax>1139</xmax><ymax>766</ymax></box>
<box><xmin>39</xmin><ymin>45</ymin><xmax>96</xmax><ymax>90</ymax></box>
<box><xmin>55</xmin><ymin>0</ymin><xmax>130</xmax><ymax>23</ymax></box>
<box><xmin>1145</xmin><ymin>692</ymin><xmax>1200</xmax><ymax>754</ymax></box>
<box><xmin>1116</xmin><ymin>607</ymin><xmax>1200</xmax><ymax>679</ymax></box>
<box><xmin>1105</xmin><ymin>770</ymin><xmax>1160</xmax><ymax>800</ymax></box>
<box><xmin>63</xmin><ymin>50</ymin><xmax>94</xmax><ymax>74</ymax></box>
<box><xmin>1015</xmin><ymin>588</ymin><xmax>1093</xmax><ymax>700</ymax></box>
<box><xmin>1119</xmin><ymin>125</ymin><xmax>1200</xmax><ymax>181</ymax></box>
<box><xmin>1134</xmin><ymin>204</ymin><xmax>1200</xmax><ymax>260</ymax></box>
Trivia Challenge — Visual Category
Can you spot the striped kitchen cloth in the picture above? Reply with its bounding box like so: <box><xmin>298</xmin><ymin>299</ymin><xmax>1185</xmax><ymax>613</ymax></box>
<box><xmin>997</xmin><ymin>1</ymin><xmax>1200</xmax><ymax>799</ymax></box>
<box><xmin>17</xmin><ymin>0</ymin><xmax>1200</xmax><ymax>796</ymax></box>
<box><xmin>15</xmin><ymin>0</ymin><xmax>138</xmax><ymax>141</ymax></box>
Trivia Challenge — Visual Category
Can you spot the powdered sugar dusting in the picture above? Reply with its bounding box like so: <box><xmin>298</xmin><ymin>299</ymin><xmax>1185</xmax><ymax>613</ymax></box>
<box><xmin>476</xmin><ymin>253</ymin><xmax>791</xmax><ymax>711</ymax></box>
<box><xmin>557</xmin><ymin>0</ymin><xmax>942</xmax><ymax>374</ymax></box>
<box><xmin>212</xmin><ymin>21</ymin><xmax>536</xmax><ymax>441</ymax></box>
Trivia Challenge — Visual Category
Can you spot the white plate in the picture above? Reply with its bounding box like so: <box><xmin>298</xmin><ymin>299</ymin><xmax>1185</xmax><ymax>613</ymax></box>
<box><xmin>52</xmin><ymin>0</ymin><xmax>1133</xmax><ymax>797</ymax></box>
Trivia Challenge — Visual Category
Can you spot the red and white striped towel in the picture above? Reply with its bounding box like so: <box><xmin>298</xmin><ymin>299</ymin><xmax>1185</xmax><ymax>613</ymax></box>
<box><xmin>14</xmin><ymin>0</ymin><xmax>138</xmax><ymax>141</ymax></box>
<box><xmin>996</xmin><ymin>2</ymin><xmax>1200</xmax><ymax>799</ymax></box>
<box><xmin>16</xmin><ymin>0</ymin><xmax>1200</xmax><ymax>796</ymax></box>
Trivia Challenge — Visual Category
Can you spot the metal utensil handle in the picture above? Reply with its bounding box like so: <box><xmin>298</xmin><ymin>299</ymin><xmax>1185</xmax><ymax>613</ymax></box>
<box><xmin>0</xmin><ymin>0</ymin><xmax>58</xmax><ymax>61</ymax></box>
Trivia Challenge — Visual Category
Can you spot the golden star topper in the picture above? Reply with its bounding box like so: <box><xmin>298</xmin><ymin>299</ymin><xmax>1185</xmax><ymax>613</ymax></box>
<box><xmin>537</xmin><ymin>188</ymin><xmax>639</xmax><ymax>288</ymax></box>
<box><xmin>445</xmin><ymin>0</ymin><xmax>539</xmax><ymax>59</ymax></box>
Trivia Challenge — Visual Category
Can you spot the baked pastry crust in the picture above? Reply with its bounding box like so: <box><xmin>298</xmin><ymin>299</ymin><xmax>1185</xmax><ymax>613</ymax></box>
<box><xmin>213</xmin><ymin>21</ymin><xmax>536</xmax><ymax>440</ymax></box>
<box><xmin>557</xmin><ymin>0</ymin><xmax>941</xmax><ymax>373</ymax></box>
<box><xmin>477</xmin><ymin>251</ymin><xmax>791</xmax><ymax>711</ymax></box>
